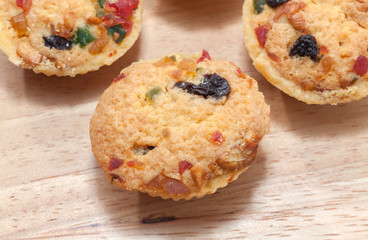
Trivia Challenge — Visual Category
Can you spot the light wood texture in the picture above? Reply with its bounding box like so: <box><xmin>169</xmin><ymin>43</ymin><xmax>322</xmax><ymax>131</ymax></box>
<box><xmin>2</xmin><ymin>0</ymin><xmax>368</xmax><ymax>239</ymax></box>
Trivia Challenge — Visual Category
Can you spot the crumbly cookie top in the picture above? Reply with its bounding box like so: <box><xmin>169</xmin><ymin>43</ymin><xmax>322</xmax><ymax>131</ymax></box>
<box><xmin>90</xmin><ymin>52</ymin><xmax>270</xmax><ymax>200</ymax></box>
<box><xmin>250</xmin><ymin>0</ymin><xmax>368</xmax><ymax>92</ymax></box>
<box><xmin>0</xmin><ymin>0</ymin><xmax>142</xmax><ymax>76</ymax></box>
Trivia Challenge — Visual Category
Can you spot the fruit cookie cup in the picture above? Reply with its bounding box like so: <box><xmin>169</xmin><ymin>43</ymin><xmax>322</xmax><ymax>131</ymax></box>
<box><xmin>243</xmin><ymin>0</ymin><xmax>368</xmax><ymax>104</ymax></box>
<box><xmin>0</xmin><ymin>0</ymin><xmax>143</xmax><ymax>76</ymax></box>
<box><xmin>90</xmin><ymin>51</ymin><xmax>270</xmax><ymax>200</ymax></box>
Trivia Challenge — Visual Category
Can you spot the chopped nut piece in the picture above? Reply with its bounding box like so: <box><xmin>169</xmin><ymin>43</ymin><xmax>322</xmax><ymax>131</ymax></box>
<box><xmin>51</xmin><ymin>23</ymin><xmax>73</xmax><ymax>39</ymax></box>
<box><xmin>11</xmin><ymin>13</ymin><xmax>27</xmax><ymax>37</ymax></box>
<box><xmin>16</xmin><ymin>41</ymin><xmax>43</xmax><ymax>65</ymax></box>
<box><xmin>87</xmin><ymin>16</ymin><xmax>103</xmax><ymax>25</ymax></box>
<box><xmin>190</xmin><ymin>165</ymin><xmax>205</xmax><ymax>187</ymax></box>
<box><xmin>273</xmin><ymin>2</ymin><xmax>305</xmax><ymax>22</ymax></box>
<box><xmin>217</xmin><ymin>134</ymin><xmax>261</xmax><ymax>171</ymax></box>
<box><xmin>64</xmin><ymin>11</ymin><xmax>76</xmax><ymax>30</ymax></box>
<box><xmin>89</xmin><ymin>37</ymin><xmax>109</xmax><ymax>54</ymax></box>
<box><xmin>145</xmin><ymin>175</ymin><xmax>161</xmax><ymax>189</ymax></box>
<box><xmin>53</xmin><ymin>58</ymin><xmax>66</xmax><ymax>70</ymax></box>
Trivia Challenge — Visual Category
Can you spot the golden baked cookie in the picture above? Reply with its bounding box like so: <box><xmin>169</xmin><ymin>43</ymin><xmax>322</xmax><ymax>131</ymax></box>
<box><xmin>90</xmin><ymin>51</ymin><xmax>270</xmax><ymax>200</ymax></box>
<box><xmin>243</xmin><ymin>0</ymin><xmax>368</xmax><ymax>104</ymax></box>
<box><xmin>0</xmin><ymin>0</ymin><xmax>143</xmax><ymax>76</ymax></box>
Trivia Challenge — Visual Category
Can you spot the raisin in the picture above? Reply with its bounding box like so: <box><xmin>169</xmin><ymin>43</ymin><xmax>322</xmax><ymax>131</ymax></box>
<box><xmin>175</xmin><ymin>74</ymin><xmax>231</xmax><ymax>99</ymax></box>
<box><xmin>43</xmin><ymin>35</ymin><xmax>72</xmax><ymax>50</ymax></box>
<box><xmin>266</xmin><ymin>0</ymin><xmax>289</xmax><ymax>8</ymax></box>
<box><xmin>289</xmin><ymin>34</ymin><xmax>319</xmax><ymax>61</ymax></box>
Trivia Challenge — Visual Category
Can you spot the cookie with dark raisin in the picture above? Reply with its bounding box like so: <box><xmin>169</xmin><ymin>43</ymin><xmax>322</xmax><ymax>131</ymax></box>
<box><xmin>90</xmin><ymin>51</ymin><xmax>270</xmax><ymax>200</ymax></box>
<box><xmin>243</xmin><ymin>0</ymin><xmax>368</xmax><ymax>104</ymax></box>
<box><xmin>0</xmin><ymin>0</ymin><xmax>143</xmax><ymax>76</ymax></box>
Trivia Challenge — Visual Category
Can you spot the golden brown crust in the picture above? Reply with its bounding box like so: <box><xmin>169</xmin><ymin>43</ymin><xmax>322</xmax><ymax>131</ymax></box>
<box><xmin>243</xmin><ymin>0</ymin><xmax>368</xmax><ymax>104</ymax></box>
<box><xmin>90</xmin><ymin>52</ymin><xmax>270</xmax><ymax>200</ymax></box>
<box><xmin>0</xmin><ymin>0</ymin><xmax>143</xmax><ymax>76</ymax></box>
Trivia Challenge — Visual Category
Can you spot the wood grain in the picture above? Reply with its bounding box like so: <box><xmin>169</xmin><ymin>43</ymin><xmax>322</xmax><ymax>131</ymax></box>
<box><xmin>2</xmin><ymin>0</ymin><xmax>368</xmax><ymax>239</ymax></box>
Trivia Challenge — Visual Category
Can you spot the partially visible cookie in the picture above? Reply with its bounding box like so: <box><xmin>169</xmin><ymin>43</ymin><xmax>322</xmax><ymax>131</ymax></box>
<box><xmin>0</xmin><ymin>0</ymin><xmax>143</xmax><ymax>76</ymax></box>
<box><xmin>90</xmin><ymin>51</ymin><xmax>270</xmax><ymax>200</ymax></box>
<box><xmin>243</xmin><ymin>0</ymin><xmax>368</xmax><ymax>104</ymax></box>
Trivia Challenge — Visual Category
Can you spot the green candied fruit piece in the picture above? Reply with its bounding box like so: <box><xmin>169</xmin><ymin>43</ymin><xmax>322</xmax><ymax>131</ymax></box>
<box><xmin>98</xmin><ymin>0</ymin><xmax>106</xmax><ymax>8</ymax></box>
<box><xmin>107</xmin><ymin>25</ymin><xmax>127</xmax><ymax>44</ymax></box>
<box><xmin>254</xmin><ymin>0</ymin><xmax>266</xmax><ymax>14</ymax></box>
<box><xmin>73</xmin><ymin>27</ymin><xmax>95</xmax><ymax>48</ymax></box>
<box><xmin>145</xmin><ymin>87</ymin><xmax>162</xmax><ymax>102</ymax></box>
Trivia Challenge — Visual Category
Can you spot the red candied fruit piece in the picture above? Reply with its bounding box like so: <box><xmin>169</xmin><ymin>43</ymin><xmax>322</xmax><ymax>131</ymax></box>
<box><xmin>108</xmin><ymin>157</ymin><xmax>124</xmax><ymax>170</ymax></box>
<box><xmin>16</xmin><ymin>0</ymin><xmax>32</xmax><ymax>9</ymax></box>
<box><xmin>120</xmin><ymin>19</ymin><xmax>133</xmax><ymax>34</ymax></box>
<box><xmin>108</xmin><ymin>0</ymin><xmax>139</xmax><ymax>20</ymax></box>
<box><xmin>255</xmin><ymin>24</ymin><xmax>270</xmax><ymax>48</ymax></box>
<box><xmin>114</xmin><ymin>72</ymin><xmax>126</xmax><ymax>82</ymax></box>
<box><xmin>161</xmin><ymin>178</ymin><xmax>189</xmax><ymax>195</ymax></box>
<box><xmin>211</xmin><ymin>131</ymin><xmax>224</xmax><ymax>145</ymax></box>
<box><xmin>101</xmin><ymin>15</ymin><xmax>133</xmax><ymax>34</ymax></box>
<box><xmin>16</xmin><ymin>0</ymin><xmax>23</xmax><ymax>7</ymax></box>
<box><xmin>126</xmin><ymin>161</ymin><xmax>134</xmax><ymax>167</ymax></box>
<box><xmin>197</xmin><ymin>50</ymin><xmax>212</xmax><ymax>63</ymax></box>
<box><xmin>236</xmin><ymin>67</ymin><xmax>247</xmax><ymax>79</ymax></box>
<box><xmin>179</xmin><ymin>161</ymin><xmax>193</xmax><ymax>175</ymax></box>
<box><xmin>320</xmin><ymin>45</ymin><xmax>329</xmax><ymax>54</ymax></box>
<box><xmin>353</xmin><ymin>55</ymin><xmax>368</xmax><ymax>76</ymax></box>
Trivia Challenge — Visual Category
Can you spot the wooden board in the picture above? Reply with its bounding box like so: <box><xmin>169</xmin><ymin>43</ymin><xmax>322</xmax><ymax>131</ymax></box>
<box><xmin>2</xmin><ymin>0</ymin><xmax>368</xmax><ymax>239</ymax></box>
